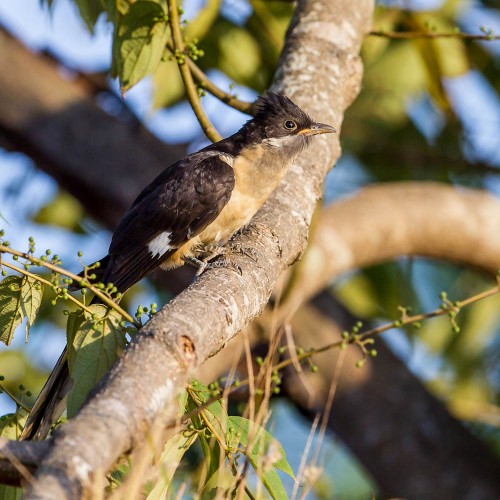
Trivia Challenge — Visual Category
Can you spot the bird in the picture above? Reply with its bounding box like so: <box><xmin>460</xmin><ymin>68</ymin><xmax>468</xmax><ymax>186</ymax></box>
<box><xmin>21</xmin><ymin>91</ymin><xmax>336</xmax><ymax>440</ymax></box>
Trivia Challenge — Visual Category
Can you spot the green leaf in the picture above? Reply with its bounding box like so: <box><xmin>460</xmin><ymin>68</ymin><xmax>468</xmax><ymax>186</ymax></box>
<box><xmin>146</xmin><ymin>431</ymin><xmax>198</xmax><ymax>500</ymax></box>
<box><xmin>250</xmin><ymin>462</ymin><xmax>287</xmax><ymax>500</ymax></box>
<box><xmin>228</xmin><ymin>416</ymin><xmax>292</xmax><ymax>499</ymax></box>
<box><xmin>186</xmin><ymin>382</ymin><xmax>295</xmax><ymax>497</ymax></box>
<box><xmin>0</xmin><ymin>485</ymin><xmax>23</xmax><ymax>500</ymax></box>
<box><xmin>228</xmin><ymin>416</ymin><xmax>295</xmax><ymax>479</ymax></box>
<box><xmin>0</xmin><ymin>276</ymin><xmax>43</xmax><ymax>345</ymax></box>
<box><xmin>0</xmin><ymin>411</ymin><xmax>27</xmax><ymax>439</ymax></box>
<box><xmin>116</xmin><ymin>1</ymin><xmax>170</xmax><ymax>92</ymax></box>
<box><xmin>186</xmin><ymin>381</ymin><xmax>224</xmax><ymax>486</ymax></box>
<box><xmin>67</xmin><ymin>305</ymin><xmax>127</xmax><ymax>417</ymax></box>
<box><xmin>75</xmin><ymin>0</ymin><xmax>105</xmax><ymax>32</ymax></box>
<box><xmin>184</xmin><ymin>0</ymin><xmax>221</xmax><ymax>41</ymax></box>
<box><xmin>32</xmin><ymin>190</ymin><xmax>85</xmax><ymax>233</ymax></box>
<box><xmin>152</xmin><ymin>59</ymin><xmax>185</xmax><ymax>109</ymax></box>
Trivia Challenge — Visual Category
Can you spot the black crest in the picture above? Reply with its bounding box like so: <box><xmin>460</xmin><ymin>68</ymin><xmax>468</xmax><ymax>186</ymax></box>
<box><xmin>253</xmin><ymin>91</ymin><xmax>313</xmax><ymax>126</ymax></box>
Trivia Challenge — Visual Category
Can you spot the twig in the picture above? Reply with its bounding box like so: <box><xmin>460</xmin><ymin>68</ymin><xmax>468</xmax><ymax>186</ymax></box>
<box><xmin>278</xmin><ymin>283</ymin><xmax>500</xmax><ymax>367</ymax></box>
<box><xmin>0</xmin><ymin>383</ymin><xmax>31</xmax><ymax>413</ymax></box>
<box><xmin>1</xmin><ymin>260</ymin><xmax>94</xmax><ymax>316</ymax></box>
<box><xmin>175</xmin><ymin>283</ymin><xmax>500</xmax><ymax>435</ymax></box>
<box><xmin>370</xmin><ymin>30</ymin><xmax>500</xmax><ymax>41</ymax></box>
<box><xmin>0</xmin><ymin>244</ymin><xmax>137</xmax><ymax>326</ymax></box>
<box><xmin>166</xmin><ymin>40</ymin><xmax>253</xmax><ymax>114</ymax></box>
<box><xmin>167</xmin><ymin>0</ymin><xmax>222</xmax><ymax>142</ymax></box>
<box><xmin>222</xmin><ymin>283</ymin><xmax>500</xmax><ymax>394</ymax></box>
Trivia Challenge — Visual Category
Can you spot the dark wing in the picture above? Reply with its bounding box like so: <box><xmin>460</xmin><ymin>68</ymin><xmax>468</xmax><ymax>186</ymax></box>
<box><xmin>102</xmin><ymin>152</ymin><xmax>234</xmax><ymax>292</ymax></box>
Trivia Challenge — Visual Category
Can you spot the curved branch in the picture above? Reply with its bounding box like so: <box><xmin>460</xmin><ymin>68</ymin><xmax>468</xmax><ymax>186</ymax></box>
<box><xmin>283</xmin><ymin>182</ymin><xmax>500</xmax><ymax>316</ymax></box>
<box><xmin>25</xmin><ymin>0</ymin><xmax>373</xmax><ymax>497</ymax></box>
<box><xmin>166</xmin><ymin>40</ymin><xmax>254</xmax><ymax>114</ymax></box>
<box><xmin>167</xmin><ymin>0</ymin><xmax>222</xmax><ymax>142</ymax></box>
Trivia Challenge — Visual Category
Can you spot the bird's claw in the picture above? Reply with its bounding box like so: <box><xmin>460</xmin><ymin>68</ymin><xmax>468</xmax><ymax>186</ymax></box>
<box><xmin>184</xmin><ymin>255</ymin><xmax>242</xmax><ymax>276</ymax></box>
<box><xmin>229</xmin><ymin>242</ymin><xmax>258</xmax><ymax>262</ymax></box>
<box><xmin>203</xmin><ymin>257</ymin><xmax>243</xmax><ymax>276</ymax></box>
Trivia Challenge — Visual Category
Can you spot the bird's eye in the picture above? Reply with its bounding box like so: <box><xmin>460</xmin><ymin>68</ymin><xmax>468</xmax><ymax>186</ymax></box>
<box><xmin>284</xmin><ymin>120</ymin><xmax>297</xmax><ymax>130</ymax></box>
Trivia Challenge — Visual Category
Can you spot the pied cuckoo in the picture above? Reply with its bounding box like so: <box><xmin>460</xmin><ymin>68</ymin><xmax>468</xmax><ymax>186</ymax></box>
<box><xmin>21</xmin><ymin>91</ymin><xmax>336</xmax><ymax>439</ymax></box>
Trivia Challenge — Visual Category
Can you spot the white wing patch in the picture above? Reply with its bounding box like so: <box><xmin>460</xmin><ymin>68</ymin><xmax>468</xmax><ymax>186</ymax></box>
<box><xmin>218</xmin><ymin>153</ymin><xmax>234</xmax><ymax>166</ymax></box>
<box><xmin>148</xmin><ymin>231</ymin><xmax>172</xmax><ymax>257</ymax></box>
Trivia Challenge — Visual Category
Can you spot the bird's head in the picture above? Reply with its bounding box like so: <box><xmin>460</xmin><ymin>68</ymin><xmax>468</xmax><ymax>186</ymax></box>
<box><xmin>247</xmin><ymin>91</ymin><xmax>336</xmax><ymax>157</ymax></box>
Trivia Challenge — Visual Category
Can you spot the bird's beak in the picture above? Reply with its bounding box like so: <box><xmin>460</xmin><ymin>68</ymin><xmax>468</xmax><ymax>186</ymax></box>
<box><xmin>299</xmin><ymin>123</ymin><xmax>337</xmax><ymax>136</ymax></box>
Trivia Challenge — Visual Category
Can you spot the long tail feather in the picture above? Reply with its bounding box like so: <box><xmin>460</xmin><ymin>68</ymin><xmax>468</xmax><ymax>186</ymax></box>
<box><xmin>20</xmin><ymin>348</ymin><xmax>70</xmax><ymax>440</ymax></box>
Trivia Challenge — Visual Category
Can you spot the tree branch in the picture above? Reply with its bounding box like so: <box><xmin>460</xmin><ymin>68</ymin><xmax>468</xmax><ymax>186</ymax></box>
<box><xmin>167</xmin><ymin>0</ymin><xmax>223</xmax><ymax>142</ymax></box>
<box><xmin>282</xmin><ymin>182</ymin><xmax>500</xmax><ymax>318</ymax></box>
<box><xmin>0</xmin><ymin>25</ymin><xmax>187</xmax><ymax>228</ymax></box>
<box><xmin>165</xmin><ymin>40</ymin><xmax>254</xmax><ymax>114</ymax></box>
<box><xmin>369</xmin><ymin>29</ymin><xmax>500</xmax><ymax>41</ymax></box>
<box><xmin>0</xmin><ymin>439</ymin><xmax>49</xmax><ymax>487</ymax></box>
<box><xmin>23</xmin><ymin>0</ymin><xmax>372</xmax><ymax>497</ymax></box>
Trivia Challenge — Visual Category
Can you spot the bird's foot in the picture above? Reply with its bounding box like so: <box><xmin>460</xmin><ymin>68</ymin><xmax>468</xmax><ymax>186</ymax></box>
<box><xmin>228</xmin><ymin>242</ymin><xmax>258</xmax><ymax>262</ymax></box>
<box><xmin>203</xmin><ymin>257</ymin><xmax>243</xmax><ymax>276</ymax></box>
<box><xmin>183</xmin><ymin>254</ymin><xmax>242</xmax><ymax>276</ymax></box>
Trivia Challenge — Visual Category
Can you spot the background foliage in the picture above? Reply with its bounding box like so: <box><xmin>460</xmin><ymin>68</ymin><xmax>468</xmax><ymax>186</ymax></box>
<box><xmin>0</xmin><ymin>0</ymin><xmax>499</xmax><ymax>497</ymax></box>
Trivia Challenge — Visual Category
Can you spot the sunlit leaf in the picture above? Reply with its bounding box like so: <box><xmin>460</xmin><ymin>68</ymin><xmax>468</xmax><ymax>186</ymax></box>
<box><xmin>32</xmin><ymin>190</ymin><xmax>85</xmax><ymax>233</ymax></box>
<box><xmin>201</xmin><ymin>467</ymin><xmax>236</xmax><ymax>497</ymax></box>
<box><xmin>116</xmin><ymin>1</ymin><xmax>170</xmax><ymax>92</ymax></box>
<box><xmin>0</xmin><ymin>276</ymin><xmax>43</xmax><ymax>345</ymax></box>
<box><xmin>361</xmin><ymin>41</ymin><xmax>427</xmax><ymax>123</ymax></box>
<box><xmin>201</xmin><ymin>19</ymin><xmax>264</xmax><ymax>89</ymax></box>
<box><xmin>184</xmin><ymin>0</ymin><xmax>221</xmax><ymax>41</ymax></box>
<box><xmin>152</xmin><ymin>59</ymin><xmax>185</xmax><ymax>109</ymax></box>
<box><xmin>413</xmin><ymin>12</ymin><xmax>469</xmax><ymax>78</ymax></box>
<box><xmin>67</xmin><ymin>305</ymin><xmax>127</xmax><ymax>417</ymax></box>
<box><xmin>74</xmin><ymin>0</ymin><xmax>105</xmax><ymax>32</ymax></box>
<box><xmin>228</xmin><ymin>416</ymin><xmax>295</xmax><ymax>479</ymax></box>
<box><xmin>0</xmin><ymin>411</ymin><xmax>27</xmax><ymax>439</ymax></box>
<box><xmin>146</xmin><ymin>431</ymin><xmax>198</xmax><ymax>500</ymax></box>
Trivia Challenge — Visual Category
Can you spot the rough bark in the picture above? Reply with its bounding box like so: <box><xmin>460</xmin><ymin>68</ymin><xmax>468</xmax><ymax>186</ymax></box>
<box><xmin>21</xmin><ymin>1</ymin><xmax>372</xmax><ymax>497</ymax></box>
<box><xmin>2</xmin><ymin>5</ymin><xmax>499</xmax><ymax>499</ymax></box>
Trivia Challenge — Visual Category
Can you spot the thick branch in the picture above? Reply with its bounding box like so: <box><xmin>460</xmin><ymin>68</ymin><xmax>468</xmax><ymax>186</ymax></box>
<box><xmin>283</xmin><ymin>182</ymin><xmax>500</xmax><ymax>316</ymax></box>
<box><xmin>25</xmin><ymin>1</ymin><xmax>373</xmax><ymax>497</ymax></box>
<box><xmin>0</xmin><ymin>26</ymin><xmax>186</xmax><ymax>227</ymax></box>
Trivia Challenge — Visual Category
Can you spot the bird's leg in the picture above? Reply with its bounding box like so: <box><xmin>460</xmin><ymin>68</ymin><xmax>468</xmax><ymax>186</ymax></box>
<box><xmin>183</xmin><ymin>255</ymin><xmax>210</xmax><ymax>275</ymax></box>
<box><xmin>204</xmin><ymin>237</ymin><xmax>259</xmax><ymax>265</ymax></box>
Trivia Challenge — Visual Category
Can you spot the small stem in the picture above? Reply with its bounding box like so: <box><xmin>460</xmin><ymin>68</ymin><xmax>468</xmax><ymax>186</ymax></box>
<box><xmin>166</xmin><ymin>40</ymin><xmax>253</xmax><ymax>114</ymax></box>
<box><xmin>171</xmin><ymin>283</ymin><xmax>500</xmax><ymax>430</ymax></box>
<box><xmin>369</xmin><ymin>30</ymin><xmax>500</xmax><ymax>41</ymax></box>
<box><xmin>1</xmin><ymin>261</ymin><xmax>93</xmax><ymax>315</ymax></box>
<box><xmin>167</xmin><ymin>0</ymin><xmax>222</xmax><ymax>142</ymax></box>
<box><xmin>0</xmin><ymin>383</ymin><xmax>31</xmax><ymax>412</ymax></box>
<box><xmin>0</xmin><ymin>245</ymin><xmax>137</xmax><ymax>326</ymax></box>
<box><xmin>250</xmin><ymin>284</ymin><xmax>500</xmax><ymax>383</ymax></box>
